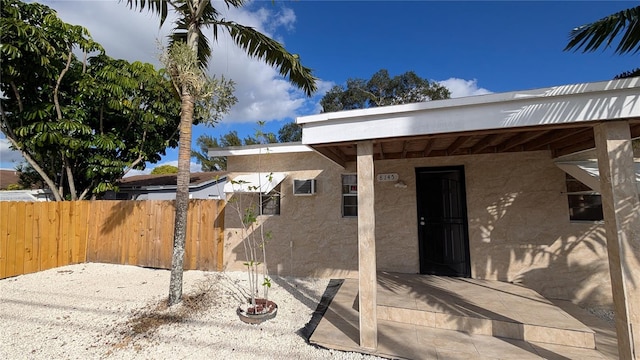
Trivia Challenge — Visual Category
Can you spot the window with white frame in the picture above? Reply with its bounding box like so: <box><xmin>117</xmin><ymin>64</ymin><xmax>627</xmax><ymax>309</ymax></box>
<box><xmin>566</xmin><ymin>174</ymin><xmax>603</xmax><ymax>222</ymax></box>
<box><xmin>342</xmin><ymin>174</ymin><xmax>358</xmax><ymax>217</ymax></box>
<box><xmin>260</xmin><ymin>184</ymin><xmax>281</xmax><ymax>215</ymax></box>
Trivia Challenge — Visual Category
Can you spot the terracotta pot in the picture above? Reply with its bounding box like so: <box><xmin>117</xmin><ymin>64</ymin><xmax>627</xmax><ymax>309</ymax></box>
<box><xmin>237</xmin><ymin>298</ymin><xmax>278</xmax><ymax>325</ymax></box>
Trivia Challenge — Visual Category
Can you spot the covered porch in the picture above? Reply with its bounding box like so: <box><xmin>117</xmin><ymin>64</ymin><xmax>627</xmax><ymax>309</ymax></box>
<box><xmin>297</xmin><ymin>78</ymin><xmax>640</xmax><ymax>358</ymax></box>
<box><xmin>309</xmin><ymin>272</ymin><xmax>617</xmax><ymax>359</ymax></box>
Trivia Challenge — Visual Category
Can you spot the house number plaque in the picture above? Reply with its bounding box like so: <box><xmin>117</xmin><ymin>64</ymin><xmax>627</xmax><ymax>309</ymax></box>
<box><xmin>376</xmin><ymin>173</ymin><xmax>399</xmax><ymax>182</ymax></box>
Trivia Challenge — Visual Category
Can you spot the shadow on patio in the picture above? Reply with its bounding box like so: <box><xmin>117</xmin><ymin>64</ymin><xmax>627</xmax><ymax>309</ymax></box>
<box><xmin>308</xmin><ymin>272</ymin><xmax>617</xmax><ymax>360</ymax></box>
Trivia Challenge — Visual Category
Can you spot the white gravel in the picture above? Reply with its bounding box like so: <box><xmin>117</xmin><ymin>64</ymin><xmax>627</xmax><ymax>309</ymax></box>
<box><xmin>0</xmin><ymin>263</ymin><xmax>382</xmax><ymax>360</ymax></box>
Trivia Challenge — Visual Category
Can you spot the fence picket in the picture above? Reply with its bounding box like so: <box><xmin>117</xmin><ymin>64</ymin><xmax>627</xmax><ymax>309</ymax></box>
<box><xmin>0</xmin><ymin>200</ymin><xmax>224</xmax><ymax>279</ymax></box>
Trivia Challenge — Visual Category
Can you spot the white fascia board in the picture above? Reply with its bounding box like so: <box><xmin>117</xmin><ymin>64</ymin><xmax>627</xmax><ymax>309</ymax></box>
<box><xmin>297</xmin><ymin>77</ymin><xmax>640</xmax><ymax>145</ymax></box>
<box><xmin>208</xmin><ymin>142</ymin><xmax>313</xmax><ymax>157</ymax></box>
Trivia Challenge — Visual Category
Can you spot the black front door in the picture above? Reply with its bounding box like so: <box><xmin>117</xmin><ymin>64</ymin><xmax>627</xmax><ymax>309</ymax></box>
<box><xmin>416</xmin><ymin>166</ymin><xmax>470</xmax><ymax>277</ymax></box>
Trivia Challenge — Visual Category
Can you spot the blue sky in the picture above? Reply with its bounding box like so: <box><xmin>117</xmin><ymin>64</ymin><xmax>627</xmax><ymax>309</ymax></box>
<box><xmin>1</xmin><ymin>0</ymin><xmax>638</xmax><ymax>173</ymax></box>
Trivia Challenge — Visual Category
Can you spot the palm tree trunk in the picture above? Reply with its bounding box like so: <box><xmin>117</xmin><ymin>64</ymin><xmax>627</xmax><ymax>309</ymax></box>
<box><xmin>168</xmin><ymin>0</ymin><xmax>201</xmax><ymax>307</ymax></box>
<box><xmin>168</xmin><ymin>91</ymin><xmax>194</xmax><ymax>306</ymax></box>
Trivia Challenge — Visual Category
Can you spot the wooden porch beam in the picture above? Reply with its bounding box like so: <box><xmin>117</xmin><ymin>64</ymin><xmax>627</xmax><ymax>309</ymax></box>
<box><xmin>496</xmin><ymin>130</ymin><xmax>549</xmax><ymax>152</ymax></box>
<box><xmin>423</xmin><ymin>138</ymin><xmax>435</xmax><ymax>157</ymax></box>
<box><xmin>524</xmin><ymin>128</ymin><xmax>591</xmax><ymax>151</ymax></box>
<box><xmin>446</xmin><ymin>136</ymin><xmax>469</xmax><ymax>155</ymax></box>
<box><xmin>469</xmin><ymin>134</ymin><xmax>501</xmax><ymax>154</ymax></box>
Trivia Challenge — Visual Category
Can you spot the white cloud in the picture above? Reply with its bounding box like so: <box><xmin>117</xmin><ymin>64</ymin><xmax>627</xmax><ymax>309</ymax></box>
<box><xmin>45</xmin><ymin>1</ymin><xmax>323</xmax><ymax>126</ymax></box>
<box><xmin>438</xmin><ymin>78</ymin><xmax>492</xmax><ymax>98</ymax></box>
<box><xmin>0</xmin><ymin>137</ymin><xmax>25</xmax><ymax>170</ymax></box>
<box><xmin>205</xmin><ymin>5</ymin><xmax>319</xmax><ymax>123</ymax></box>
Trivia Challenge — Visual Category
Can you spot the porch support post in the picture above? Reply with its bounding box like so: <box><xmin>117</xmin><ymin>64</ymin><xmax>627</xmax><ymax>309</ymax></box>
<box><xmin>594</xmin><ymin>121</ymin><xmax>640</xmax><ymax>360</ymax></box>
<box><xmin>357</xmin><ymin>140</ymin><xmax>377</xmax><ymax>350</ymax></box>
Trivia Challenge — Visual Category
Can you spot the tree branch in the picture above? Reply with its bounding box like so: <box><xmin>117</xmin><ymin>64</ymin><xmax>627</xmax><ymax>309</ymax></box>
<box><xmin>64</xmin><ymin>155</ymin><xmax>78</xmax><ymax>200</ymax></box>
<box><xmin>9</xmin><ymin>81</ymin><xmax>23</xmax><ymax>113</ymax></box>
<box><xmin>100</xmin><ymin>105</ymin><xmax>104</xmax><ymax>135</ymax></box>
<box><xmin>1</xmin><ymin>100</ymin><xmax>65</xmax><ymax>200</ymax></box>
<box><xmin>58</xmin><ymin>155</ymin><xmax>65</xmax><ymax>198</ymax></box>
<box><xmin>82</xmin><ymin>50</ymin><xmax>87</xmax><ymax>73</ymax></box>
<box><xmin>122</xmin><ymin>128</ymin><xmax>147</xmax><ymax>177</ymax></box>
<box><xmin>54</xmin><ymin>45</ymin><xmax>73</xmax><ymax>120</ymax></box>
<box><xmin>78</xmin><ymin>180</ymin><xmax>95</xmax><ymax>201</ymax></box>
<box><xmin>1</xmin><ymin>132</ymin><xmax>63</xmax><ymax>201</ymax></box>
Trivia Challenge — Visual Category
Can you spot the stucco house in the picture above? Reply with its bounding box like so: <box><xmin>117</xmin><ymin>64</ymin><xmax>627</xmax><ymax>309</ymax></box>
<box><xmin>103</xmin><ymin>172</ymin><xmax>227</xmax><ymax>200</ymax></box>
<box><xmin>209</xmin><ymin>78</ymin><xmax>640</xmax><ymax>358</ymax></box>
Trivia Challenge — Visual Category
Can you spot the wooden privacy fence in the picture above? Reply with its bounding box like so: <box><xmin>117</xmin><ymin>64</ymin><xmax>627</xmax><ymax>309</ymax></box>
<box><xmin>0</xmin><ymin>200</ymin><xmax>225</xmax><ymax>279</ymax></box>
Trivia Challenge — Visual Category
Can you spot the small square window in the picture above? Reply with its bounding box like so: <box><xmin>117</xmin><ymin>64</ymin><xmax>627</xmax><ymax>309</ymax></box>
<box><xmin>342</xmin><ymin>174</ymin><xmax>357</xmax><ymax>217</ymax></box>
<box><xmin>260</xmin><ymin>185</ymin><xmax>280</xmax><ymax>215</ymax></box>
<box><xmin>566</xmin><ymin>174</ymin><xmax>603</xmax><ymax>222</ymax></box>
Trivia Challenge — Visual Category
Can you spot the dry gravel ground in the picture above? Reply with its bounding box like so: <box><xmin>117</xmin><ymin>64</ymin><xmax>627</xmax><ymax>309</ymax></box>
<box><xmin>0</xmin><ymin>263</ymin><xmax>382</xmax><ymax>360</ymax></box>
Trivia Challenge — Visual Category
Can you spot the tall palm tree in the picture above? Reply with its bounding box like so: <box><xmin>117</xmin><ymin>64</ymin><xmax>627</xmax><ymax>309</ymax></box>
<box><xmin>565</xmin><ymin>6</ymin><xmax>640</xmax><ymax>78</ymax></box>
<box><xmin>124</xmin><ymin>0</ymin><xmax>317</xmax><ymax>305</ymax></box>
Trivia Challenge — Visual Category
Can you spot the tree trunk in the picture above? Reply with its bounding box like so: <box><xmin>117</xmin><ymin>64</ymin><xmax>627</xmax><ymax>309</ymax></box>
<box><xmin>168</xmin><ymin>0</ymin><xmax>202</xmax><ymax>307</ymax></box>
<box><xmin>168</xmin><ymin>91</ymin><xmax>194</xmax><ymax>306</ymax></box>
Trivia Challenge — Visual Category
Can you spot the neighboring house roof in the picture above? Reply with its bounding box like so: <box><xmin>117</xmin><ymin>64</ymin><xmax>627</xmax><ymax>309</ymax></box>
<box><xmin>0</xmin><ymin>169</ymin><xmax>20</xmax><ymax>190</ymax></box>
<box><xmin>0</xmin><ymin>189</ymin><xmax>53</xmax><ymax>201</ymax></box>
<box><xmin>118</xmin><ymin>172</ymin><xmax>227</xmax><ymax>191</ymax></box>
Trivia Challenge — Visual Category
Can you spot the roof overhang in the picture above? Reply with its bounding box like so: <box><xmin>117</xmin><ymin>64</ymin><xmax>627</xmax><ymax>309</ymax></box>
<box><xmin>223</xmin><ymin>172</ymin><xmax>287</xmax><ymax>193</ymax></box>
<box><xmin>556</xmin><ymin>160</ymin><xmax>640</xmax><ymax>192</ymax></box>
<box><xmin>297</xmin><ymin>78</ymin><xmax>640</xmax><ymax>167</ymax></box>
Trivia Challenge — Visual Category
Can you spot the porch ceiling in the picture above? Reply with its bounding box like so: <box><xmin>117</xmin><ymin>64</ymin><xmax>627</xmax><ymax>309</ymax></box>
<box><xmin>310</xmin><ymin>120</ymin><xmax>640</xmax><ymax>167</ymax></box>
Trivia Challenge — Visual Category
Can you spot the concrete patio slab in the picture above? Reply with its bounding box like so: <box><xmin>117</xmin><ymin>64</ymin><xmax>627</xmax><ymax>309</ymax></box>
<box><xmin>309</xmin><ymin>273</ymin><xmax>617</xmax><ymax>359</ymax></box>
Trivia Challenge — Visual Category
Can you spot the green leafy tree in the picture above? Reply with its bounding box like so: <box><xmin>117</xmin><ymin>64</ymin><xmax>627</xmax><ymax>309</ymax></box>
<box><xmin>192</xmin><ymin>128</ymin><xmax>278</xmax><ymax>171</ymax></box>
<box><xmin>151</xmin><ymin>165</ymin><xmax>179</xmax><ymax>174</ymax></box>
<box><xmin>126</xmin><ymin>0</ymin><xmax>317</xmax><ymax>305</ymax></box>
<box><xmin>278</xmin><ymin>121</ymin><xmax>302</xmax><ymax>142</ymax></box>
<box><xmin>191</xmin><ymin>134</ymin><xmax>222</xmax><ymax>171</ymax></box>
<box><xmin>565</xmin><ymin>6</ymin><xmax>640</xmax><ymax>78</ymax></box>
<box><xmin>244</xmin><ymin>132</ymin><xmax>277</xmax><ymax>145</ymax></box>
<box><xmin>320</xmin><ymin>69</ymin><xmax>450</xmax><ymax>113</ymax></box>
<box><xmin>191</xmin><ymin>132</ymin><xmax>237</xmax><ymax>171</ymax></box>
<box><xmin>0</xmin><ymin>0</ymin><xmax>183</xmax><ymax>201</ymax></box>
<box><xmin>5</xmin><ymin>183</ymin><xmax>23</xmax><ymax>191</ymax></box>
<box><xmin>220</xmin><ymin>130</ymin><xmax>243</xmax><ymax>147</ymax></box>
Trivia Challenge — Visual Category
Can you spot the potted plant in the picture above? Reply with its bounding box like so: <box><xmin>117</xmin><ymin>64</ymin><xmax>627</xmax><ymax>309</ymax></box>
<box><xmin>227</xmin><ymin>128</ymin><xmax>279</xmax><ymax>324</ymax></box>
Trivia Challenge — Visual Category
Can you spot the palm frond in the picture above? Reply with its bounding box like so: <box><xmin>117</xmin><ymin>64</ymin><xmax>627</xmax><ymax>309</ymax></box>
<box><xmin>614</xmin><ymin>67</ymin><xmax>640</xmax><ymax>79</ymax></box>
<box><xmin>218</xmin><ymin>21</ymin><xmax>317</xmax><ymax>96</ymax></box>
<box><xmin>123</xmin><ymin>0</ymin><xmax>170</xmax><ymax>28</ymax></box>
<box><xmin>565</xmin><ymin>6</ymin><xmax>640</xmax><ymax>54</ymax></box>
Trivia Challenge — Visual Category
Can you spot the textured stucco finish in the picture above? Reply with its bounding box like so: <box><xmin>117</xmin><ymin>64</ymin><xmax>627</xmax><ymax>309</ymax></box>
<box><xmin>223</xmin><ymin>150</ymin><xmax>613</xmax><ymax>307</ymax></box>
<box><xmin>595</xmin><ymin>122</ymin><xmax>640</xmax><ymax>359</ymax></box>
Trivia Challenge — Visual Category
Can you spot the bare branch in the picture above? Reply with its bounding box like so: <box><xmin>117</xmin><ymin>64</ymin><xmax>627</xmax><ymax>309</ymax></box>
<box><xmin>122</xmin><ymin>129</ymin><xmax>147</xmax><ymax>177</ymax></box>
<box><xmin>1</xmin><ymin>134</ymin><xmax>63</xmax><ymax>201</ymax></box>
<box><xmin>78</xmin><ymin>180</ymin><xmax>95</xmax><ymax>201</ymax></box>
<box><xmin>64</xmin><ymin>156</ymin><xmax>78</xmax><ymax>200</ymax></box>
<box><xmin>54</xmin><ymin>45</ymin><xmax>74</xmax><ymax>120</ymax></box>
<box><xmin>9</xmin><ymin>81</ymin><xmax>23</xmax><ymax>113</ymax></box>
